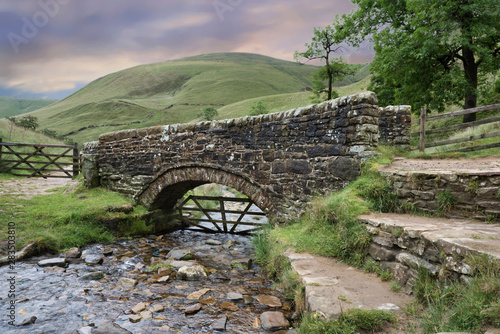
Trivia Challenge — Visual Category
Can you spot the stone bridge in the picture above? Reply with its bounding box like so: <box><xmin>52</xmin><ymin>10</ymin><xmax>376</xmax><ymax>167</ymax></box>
<box><xmin>82</xmin><ymin>92</ymin><xmax>410</xmax><ymax>224</ymax></box>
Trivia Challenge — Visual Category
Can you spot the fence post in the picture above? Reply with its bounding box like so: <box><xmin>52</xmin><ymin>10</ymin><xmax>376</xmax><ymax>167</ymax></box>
<box><xmin>73</xmin><ymin>142</ymin><xmax>80</xmax><ymax>176</ymax></box>
<box><xmin>0</xmin><ymin>138</ymin><xmax>3</xmax><ymax>161</ymax></box>
<box><xmin>419</xmin><ymin>108</ymin><xmax>426</xmax><ymax>152</ymax></box>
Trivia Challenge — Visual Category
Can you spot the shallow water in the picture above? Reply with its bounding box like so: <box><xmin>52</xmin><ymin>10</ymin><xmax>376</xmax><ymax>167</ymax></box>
<box><xmin>0</xmin><ymin>229</ymin><xmax>290</xmax><ymax>333</ymax></box>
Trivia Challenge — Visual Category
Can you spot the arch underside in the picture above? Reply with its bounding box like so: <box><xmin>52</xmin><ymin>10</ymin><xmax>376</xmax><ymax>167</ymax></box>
<box><xmin>138</xmin><ymin>165</ymin><xmax>276</xmax><ymax>216</ymax></box>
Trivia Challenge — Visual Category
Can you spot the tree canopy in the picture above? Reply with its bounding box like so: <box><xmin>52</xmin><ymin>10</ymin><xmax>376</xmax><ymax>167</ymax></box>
<box><xmin>335</xmin><ymin>0</ymin><xmax>500</xmax><ymax>122</ymax></box>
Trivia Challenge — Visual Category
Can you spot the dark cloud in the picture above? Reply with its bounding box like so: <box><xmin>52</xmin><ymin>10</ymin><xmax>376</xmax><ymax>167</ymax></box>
<box><xmin>0</xmin><ymin>0</ymin><xmax>372</xmax><ymax>97</ymax></box>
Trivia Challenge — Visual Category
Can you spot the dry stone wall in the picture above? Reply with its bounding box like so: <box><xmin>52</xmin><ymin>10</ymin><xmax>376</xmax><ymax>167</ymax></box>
<box><xmin>84</xmin><ymin>92</ymin><xmax>391</xmax><ymax>222</ymax></box>
<box><xmin>378</xmin><ymin>106</ymin><xmax>412</xmax><ymax>148</ymax></box>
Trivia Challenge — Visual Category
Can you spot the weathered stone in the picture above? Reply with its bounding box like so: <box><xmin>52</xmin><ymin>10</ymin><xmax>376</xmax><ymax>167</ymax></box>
<box><xmin>139</xmin><ymin>310</ymin><xmax>152</xmax><ymax>320</ymax></box>
<box><xmin>38</xmin><ymin>258</ymin><xmax>67</xmax><ymax>268</ymax></box>
<box><xmin>368</xmin><ymin>244</ymin><xmax>397</xmax><ymax>261</ymax></box>
<box><xmin>117</xmin><ymin>278</ymin><xmax>138</xmax><ymax>288</ymax></box>
<box><xmin>93</xmin><ymin>322</ymin><xmax>132</xmax><ymax>334</ymax></box>
<box><xmin>220</xmin><ymin>302</ymin><xmax>239</xmax><ymax>311</ymax></box>
<box><xmin>227</xmin><ymin>292</ymin><xmax>244</xmax><ymax>301</ymax></box>
<box><xmin>185</xmin><ymin>303</ymin><xmax>202</xmax><ymax>314</ymax></box>
<box><xmin>177</xmin><ymin>265</ymin><xmax>207</xmax><ymax>281</ymax></box>
<box><xmin>259</xmin><ymin>311</ymin><xmax>290</xmax><ymax>331</ymax></box>
<box><xmin>149</xmin><ymin>303</ymin><xmax>164</xmax><ymax>313</ymax></box>
<box><xmin>65</xmin><ymin>247</ymin><xmax>82</xmax><ymax>259</ymax></box>
<box><xmin>231</xmin><ymin>258</ymin><xmax>252</xmax><ymax>270</ymax></box>
<box><xmin>167</xmin><ymin>249</ymin><xmax>194</xmax><ymax>260</ymax></box>
<box><xmin>85</xmin><ymin>255</ymin><xmax>104</xmax><ymax>265</ymax></box>
<box><xmin>396</xmin><ymin>253</ymin><xmax>439</xmax><ymax>276</ymax></box>
<box><xmin>79</xmin><ymin>271</ymin><xmax>104</xmax><ymax>280</ymax></box>
<box><xmin>131</xmin><ymin>302</ymin><xmax>147</xmax><ymax>314</ymax></box>
<box><xmin>44</xmin><ymin>266</ymin><xmax>66</xmax><ymax>273</ymax></box>
<box><xmin>212</xmin><ymin>315</ymin><xmax>227</xmax><ymax>331</ymax></box>
<box><xmin>129</xmin><ymin>315</ymin><xmax>142</xmax><ymax>323</ymax></box>
<box><xmin>256</xmin><ymin>295</ymin><xmax>282</xmax><ymax>307</ymax></box>
<box><xmin>187</xmin><ymin>288</ymin><xmax>211</xmax><ymax>300</ymax></box>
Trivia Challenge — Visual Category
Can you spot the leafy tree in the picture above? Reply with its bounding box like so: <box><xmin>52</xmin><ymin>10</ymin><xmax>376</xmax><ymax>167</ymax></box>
<box><xmin>199</xmin><ymin>106</ymin><xmax>218</xmax><ymax>121</ymax></box>
<box><xmin>249</xmin><ymin>101</ymin><xmax>269</xmax><ymax>116</ymax></box>
<box><xmin>8</xmin><ymin>115</ymin><xmax>39</xmax><ymax>130</ymax></box>
<box><xmin>334</xmin><ymin>0</ymin><xmax>500</xmax><ymax>122</ymax></box>
<box><xmin>309</xmin><ymin>59</ymin><xmax>356</xmax><ymax>103</ymax></box>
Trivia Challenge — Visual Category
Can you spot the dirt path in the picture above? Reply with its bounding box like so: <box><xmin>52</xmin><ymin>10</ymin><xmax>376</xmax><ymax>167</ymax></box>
<box><xmin>0</xmin><ymin>176</ymin><xmax>74</xmax><ymax>198</ymax></box>
<box><xmin>379</xmin><ymin>156</ymin><xmax>500</xmax><ymax>173</ymax></box>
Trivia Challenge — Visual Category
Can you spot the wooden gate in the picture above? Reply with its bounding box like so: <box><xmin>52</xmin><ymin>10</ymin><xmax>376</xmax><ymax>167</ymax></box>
<box><xmin>176</xmin><ymin>195</ymin><xmax>267</xmax><ymax>234</ymax></box>
<box><xmin>0</xmin><ymin>138</ymin><xmax>79</xmax><ymax>178</ymax></box>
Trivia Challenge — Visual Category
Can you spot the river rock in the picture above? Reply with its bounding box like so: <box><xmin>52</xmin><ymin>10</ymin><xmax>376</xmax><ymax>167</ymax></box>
<box><xmin>16</xmin><ymin>316</ymin><xmax>37</xmax><ymax>326</ymax></box>
<box><xmin>187</xmin><ymin>288</ymin><xmax>211</xmax><ymax>300</ymax></box>
<box><xmin>177</xmin><ymin>265</ymin><xmax>207</xmax><ymax>281</ymax></box>
<box><xmin>212</xmin><ymin>315</ymin><xmax>227</xmax><ymax>331</ymax></box>
<box><xmin>38</xmin><ymin>258</ymin><xmax>67</xmax><ymax>267</ymax></box>
<box><xmin>65</xmin><ymin>247</ymin><xmax>82</xmax><ymax>259</ymax></box>
<box><xmin>231</xmin><ymin>258</ymin><xmax>252</xmax><ymax>270</ymax></box>
<box><xmin>260</xmin><ymin>311</ymin><xmax>289</xmax><ymax>331</ymax></box>
<box><xmin>185</xmin><ymin>303</ymin><xmax>202</xmax><ymax>315</ymax></box>
<box><xmin>140</xmin><ymin>310</ymin><xmax>153</xmax><ymax>320</ymax></box>
<box><xmin>220</xmin><ymin>302</ymin><xmax>239</xmax><ymax>311</ymax></box>
<box><xmin>93</xmin><ymin>322</ymin><xmax>132</xmax><ymax>334</ymax></box>
<box><xmin>132</xmin><ymin>302</ymin><xmax>147</xmax><ymax>314</ymax></box>
<box><xmin>102</xmin><ymin>247</ymin><xmax>114</xmax><ymax>256</ymax></box>
<box><xmin>44</xmin><ymin>266</ymin><xmax>66</xmax><ymax>273</ymax></box>
<box><xmin>149</xmin><ymin>303</ymin><xmax>164</xmax><ymax>313</ymax></box>
<box><xmin>129</xmin><ymin>315</ymin><xmax>141</xmax><ymax>323</ymax></box>
<box><xmin>79</xmin><ymin>271</ymin><xmax>104</xmax><ymax>280</ymax></box>
<box><xmin>206</xmin><ymin>239</ymin><xmax>222</xmax><ymax>246</ymax></box>
<box><xmin>256</xmin><ymin>295</ymin><xmax>282</xmax><ymax>307</ymax></box>
<box><xmin>227</xmin><ymin>292</ymin><xmax>244</xmax><ymax>301</ymax></box>
<box><xmin>167</xmin><ymin>249</ymin><xmax>193</xmax><ymax>260</ymax></box>
<box><xmin>117</xmin><ymin>278</ymin><xmax>138</xmax><ymax>288</ymax></box>
<box><xmin>157</xmin><ymin>276</ymin><xmax>170</xmax><ymax>283</ymax></box>
<box><xmin>85</xmin><ymin>255</ymin><xmax>104</xmax><ymax>265</ymax></box>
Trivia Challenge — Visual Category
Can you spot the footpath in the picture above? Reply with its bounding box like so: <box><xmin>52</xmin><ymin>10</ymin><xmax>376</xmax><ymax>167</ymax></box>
<box><xmin>284</xmin><ymin>157</ymin><xmax>500</xmax><ymax>334</ymax></box>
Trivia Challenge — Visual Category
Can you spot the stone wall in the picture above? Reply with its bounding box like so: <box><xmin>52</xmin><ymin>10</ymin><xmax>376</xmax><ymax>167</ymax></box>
<box><xmin>382</xmin><ymin>170</ymin><xmax>500</xmax><ymax>221</ymax></box>
<box><xmin>361</xmin><ymin>215</ymin><xmax>500</xmax><ymax>294</ymax></box>
<box><xmin>84</xmin><ymin>92</ymin><xmax>386</xmax><ymax>222</ymax></box>
<box><xmin>378</xmin><ymin>106</ymin><xmax>412</xmax><ymax>148</ymax></box>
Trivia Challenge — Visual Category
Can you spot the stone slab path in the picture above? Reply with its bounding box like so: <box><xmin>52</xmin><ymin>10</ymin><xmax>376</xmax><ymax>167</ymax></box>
<box><xmin>359</xmin><ymin>213</ymin><xmax>500</xmax><ymax>261</ymax></box>
<box><xmin>284</xmin><ymin>249</ymin><xmax>414</xmax><ymax>320</ymax></box>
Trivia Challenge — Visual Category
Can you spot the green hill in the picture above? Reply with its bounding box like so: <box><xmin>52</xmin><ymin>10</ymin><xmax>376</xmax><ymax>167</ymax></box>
<box><xmin>0</xmin><ymin>97</ymin><xmax>57</xmax><ymax>119</ymax></box>
<box><xmin>29</xmin><ymin>53</ymin><xmax>370</xmax><ymax>144</ymax></box>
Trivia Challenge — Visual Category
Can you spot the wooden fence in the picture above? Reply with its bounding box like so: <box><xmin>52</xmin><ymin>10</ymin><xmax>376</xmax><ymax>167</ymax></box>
<box><xmin>176</xmin><ymin>195</ymin><xmax>267</xmax><ymax>234</ymax></box>
<box><xmin>411</xmin><ymin>103</ymin><xmax>500</xmax><ymax>153</ymax></box>
<box><xmin>0</xmin><ymin>138</ymin><xmax>79</xmax><ymax>178</ymax></box>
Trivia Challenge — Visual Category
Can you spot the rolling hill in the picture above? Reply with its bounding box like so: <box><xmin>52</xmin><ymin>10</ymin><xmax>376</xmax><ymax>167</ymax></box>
<box><xmin>0</xmin><ymin>97</ymin><xmax>57</xmax><ymax>119</ymax></box>
<box><xmin>28</xmin><ymin>53</ymin><xmax>369</xmax><ymax>144</ymax></box>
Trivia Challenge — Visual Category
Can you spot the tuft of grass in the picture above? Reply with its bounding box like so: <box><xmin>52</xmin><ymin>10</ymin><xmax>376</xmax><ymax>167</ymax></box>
<box><xmin>299</xmin><ymin>308</ymin><xmax>397</xmax><ymax>333</ymax></box>
<box><xmin>436</xmin><ymin>190</ymin><xmax>456</xmax><ymax>214</ymax></box>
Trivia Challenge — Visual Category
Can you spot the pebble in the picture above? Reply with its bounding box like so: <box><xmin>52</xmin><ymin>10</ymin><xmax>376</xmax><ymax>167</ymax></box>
<box><xmin>187</xmin><ymin>288</ymin><xmax>211</xmax><ymax>300</ymax></box>
<box><xmin>44</xmin><ymin>266</ymin><xmax>66</xmax><ymax>273</ymax></box>
<box><xmin>177</xmin><ymin>265</ymin><xmax>207</xmax><ymax>281</ymax></box>
<box><xmin>65</xmin><ymin>247</ymin><xmax>82</xmax><ymax>259</ymax></box>
<box><xmin>256</xmin><ymin>295</ymin><xmax>282</xmax><ymax>307</ymax></box>
<box><xmin>212</xmin><ymin>315</ymin><xmax>227</xmax><ymax>331</ymax></box>
<box><xmin>84</xmin><ymin>255</ymin><xmax>104</xmax><ymax>265</ymax></box>
<box><xmin>220</xmin><ymin>302</ymin><xmax>239</xmax><ymax>311</ymax></box>
<box><xmin>131</xmin><ymin>302</ymin><xmax>147</xmax><ymax>314</ymax></box>
<box><xmin>129</xmin><ymin>315</ymin><xmax>142</xmax><ymax>323</ymax></box>
<box><xmin>227</xmin><ymin>292</ymin><xmax>244</xmax><ymax>301</ymax></box>
<box><xmin>117</xmin><ymin>278</ymin><xmax>138</xmax><ymax>288</ymax></box>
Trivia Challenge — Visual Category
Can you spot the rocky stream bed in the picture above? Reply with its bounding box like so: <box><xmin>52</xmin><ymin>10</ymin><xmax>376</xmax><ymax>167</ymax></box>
<box><xmin>1</xmin><ymin>230</ymin><xmax>295</xmax><ymax>333</ymax></box>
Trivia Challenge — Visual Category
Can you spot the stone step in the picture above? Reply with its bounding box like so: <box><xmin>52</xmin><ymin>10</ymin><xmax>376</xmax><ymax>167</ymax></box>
<box><xmin>284</xmin><ymin>249</ymin><xmax>413</xmax><ymax>319</ymax></box>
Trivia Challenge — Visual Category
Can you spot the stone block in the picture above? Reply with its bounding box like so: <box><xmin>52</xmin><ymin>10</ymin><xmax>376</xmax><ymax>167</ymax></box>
<box><xmin>369</xmin><ymin>244</ymin><xmax>397</xmax><ymax>261</ymax></box>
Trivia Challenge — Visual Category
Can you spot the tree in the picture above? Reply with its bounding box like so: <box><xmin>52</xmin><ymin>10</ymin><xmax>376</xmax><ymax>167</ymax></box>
<box><xmin>249</xmin><ymin>101</ymin><xmax>268</xmax><ymax>116</ymax></box>
<box><xmin>334</xmin><ymin>0</ymin><xmax>500</xmax><ymax>123</ymax></box>
<box><xmin>309</xmin><ymin>59</ymin><xmax>357</xmax><ymax>103</ymax></box>
<box><xmin>7</xmin><ymin>115</ymin><xmax>39</xmax><ymax>130</ymax></box>
<box><xmin>295</xmin><ymin>25</ymin><xmax>353</xmax><ymax>101</ymax></box>
<box><xmin>200</xmin><ymin>106</ymin><xmax>218</xmax><ymax>121</ymax></box>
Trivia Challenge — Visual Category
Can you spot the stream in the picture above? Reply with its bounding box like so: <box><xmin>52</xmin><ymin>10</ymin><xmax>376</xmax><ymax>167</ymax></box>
<box><xmin>0</xmin><ymin>229</ymin><xmax>294</xmax><ymax>333</ymax></box>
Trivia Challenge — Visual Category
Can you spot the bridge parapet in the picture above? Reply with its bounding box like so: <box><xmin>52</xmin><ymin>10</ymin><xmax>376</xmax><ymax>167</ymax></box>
<box><xmin>83</xmin><ymin>92</ymin><xmax>400</xmax><ymax>222</ymax></box>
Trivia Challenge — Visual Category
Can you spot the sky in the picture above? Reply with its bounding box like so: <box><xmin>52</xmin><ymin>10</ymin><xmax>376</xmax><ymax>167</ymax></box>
<box><xmin>0</xmin><ymin>0</ymin><xmax>373</xmax><ymax>100</ymax></box>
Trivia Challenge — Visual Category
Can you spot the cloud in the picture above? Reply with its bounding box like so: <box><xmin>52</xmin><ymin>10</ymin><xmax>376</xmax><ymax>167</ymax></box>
<box><xmin>0</xmin><ymin>0</ymin><xmax>372</xmax><ymax>97</ymax></box>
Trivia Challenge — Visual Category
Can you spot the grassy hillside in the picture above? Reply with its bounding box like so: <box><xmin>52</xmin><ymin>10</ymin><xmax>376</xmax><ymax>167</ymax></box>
<box><xmin>0</xmin><ymin>118</ymin><xmax>66</xmax><ymax>145</ymax></box>
<box><xmin>217</xmin><ymin>75</ymin><xmax>371</xmax><ymax>120</ymax></box>
<box><xmin>29</xmin><ymin>53</ymin><xmax>324</xmax><ymax>143</ymax></box>
<box><xmin>0</xmin><ymin>97</ymin><xmax>57</xmax><ymax>119</ymax></box>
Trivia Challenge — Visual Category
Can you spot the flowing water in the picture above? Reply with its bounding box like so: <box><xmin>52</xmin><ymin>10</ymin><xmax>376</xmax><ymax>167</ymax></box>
<box><xmin>0</xmin><ymin>229</ymin><xmax>292</xmax><ymax>333</ymax></box>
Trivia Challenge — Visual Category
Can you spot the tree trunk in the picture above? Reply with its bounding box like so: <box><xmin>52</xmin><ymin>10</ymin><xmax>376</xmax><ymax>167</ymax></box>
<box><xmin>462</xmin><ymin>45</ymin><xmax>478</xmax><ymax>123</ymax></box>
<box><xmin>327</xmin><ymin>69</ymin><xmax>333</xmax><ymax>100</ymax></box>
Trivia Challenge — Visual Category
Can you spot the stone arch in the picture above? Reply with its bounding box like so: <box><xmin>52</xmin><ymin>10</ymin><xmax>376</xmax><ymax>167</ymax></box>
<box><xmin>138</xmin><ymin>164</ymin><xmax>277</xmax><ymax>217</ymax></box>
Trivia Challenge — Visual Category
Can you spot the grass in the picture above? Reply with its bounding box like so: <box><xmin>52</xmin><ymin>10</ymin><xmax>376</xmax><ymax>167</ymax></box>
<box><xmin>0</xmin><ymin>174</ymin><xmax>149</xmax><ymax>255</ymax></box>
<box><xmin>0</xmin><ymin>96</ymin><xmax>57</xmax><ymax>119</ymax></box>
